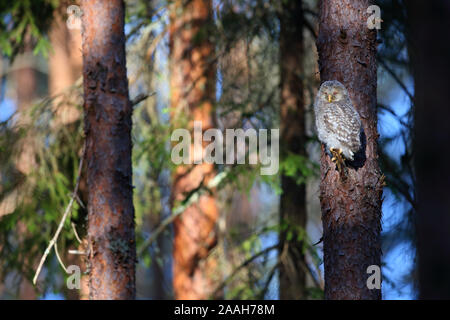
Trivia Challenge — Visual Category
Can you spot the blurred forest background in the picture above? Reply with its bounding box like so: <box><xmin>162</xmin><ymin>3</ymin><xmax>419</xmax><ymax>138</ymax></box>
<box><xmin>0</xmin><ymin>0</ymin><xmax>431</xmax><ymax>299</ymax></box>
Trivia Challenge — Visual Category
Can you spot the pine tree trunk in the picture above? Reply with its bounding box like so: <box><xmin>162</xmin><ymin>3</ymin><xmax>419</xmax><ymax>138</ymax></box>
<box><xmin>408</xmin><ymin>0</ymin><xmax>450</xmax><ymax>300</ymax></box>
<box><xmin>278</xmin><ymin>0</ymin><xmax>307</xmax><ymax>300</ymax></box>
<box><xmin>316</xmin><ymin>0</ymin><xmax>382</xmax><ymax>299</ymax></box>
<box><xmin>170</xmin><ymin>0</ymin><xmax>219</xmax><ymax>300</ymax></box>
<box><xmin>81</xmin><ymin>0</ymin><xmax>136</xmax><ymax>300</ymax></box>
<box><xmin>13</xmin><ymin>39</ymin><xmax>37</xmax><ymax>300</ymax></box>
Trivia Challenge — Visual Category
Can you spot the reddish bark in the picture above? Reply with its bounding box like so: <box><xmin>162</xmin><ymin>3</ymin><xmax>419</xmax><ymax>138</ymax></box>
<box><xmin>316</xmin><ymin>0</ymin><xmax>383</xmax><ymax>299</ymax></box>
<box><xmin>13</xmin><ymin>42</ymin><xmax>37</xmax><ymax>176</ymax></box>
<box><xmin>81</xmin><ymin>0</ymin><xmax>136</xmax><ymax>299</ymax></box>
<box><xmin>13</xmin><ymin>40</ymin><xmax>37</xmax><ymax>300</ymax></box>
<box><xmin>169</xmin><ymin>0</ymin><xmax>219</xmax><ymax>299</ymax></box>
<box><xmin>278</xmin><ymin>0</ymin><xmax>307</xmax><ymax>300</ymax></box>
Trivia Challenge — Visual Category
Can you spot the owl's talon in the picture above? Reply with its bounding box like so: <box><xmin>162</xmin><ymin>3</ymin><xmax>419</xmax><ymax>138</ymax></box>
<box><xmin>379</xmin><ymin>173</ymin><xmax>387</xmax><ymax>187</ymax></box>
<box><xmin>330</xmin><ymin>148</ymin><xmax>345</xmax><ymax>174</ymax></box>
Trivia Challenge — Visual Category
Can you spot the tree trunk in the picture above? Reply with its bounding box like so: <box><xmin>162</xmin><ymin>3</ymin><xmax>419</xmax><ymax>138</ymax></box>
<box><xmin>49</xmin><ymin>2</ymin><xmax>87</xmax><ymax>300</ymax></box>
<box><xmin>81</xmin><ymin>0</ymin><xmax>136</xmax><ymax>300</ymax></box>
<box><xmin>218</xmin><ymin>3</ymin><xmax>256</xmax><ymax>233</ymax></box>
<box><xmin>408</xmin><ymin>0</ymin><xmax>450</xmax><ymax>300</ymax></box>
<box><xmin>278</xmin><ymin>0</ymin><xmax>307</xmax><ymax>300</ymax></box>
<box><xmin>12</xmin><ymin>40</ymin><xmax>37</xmax><ymax>300</ymax></box>
<box><xmin>49</xmin><ymin>0</ymin><xmax>82</xmax><ymax>126</ymax></box>
<box><xmin>316</xmin><ymin>0</ymin><xmax>382</xmax><ymax>299</ymax></box>
<box><xmin>13</xmin><ymin>41</ymin><xmax>37</xmax><ymax>177</ymax></box>
<box><xmin>169</xmin><ymin>0</ymin><xmax>219</xmax><ymax>299</ymax></box>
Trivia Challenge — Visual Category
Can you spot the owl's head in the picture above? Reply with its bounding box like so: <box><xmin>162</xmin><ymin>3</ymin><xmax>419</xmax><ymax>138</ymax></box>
<box><xmin>318</xmin><ymin>80</ymin><xmax>348</xmax><ymax>103</ymax></box>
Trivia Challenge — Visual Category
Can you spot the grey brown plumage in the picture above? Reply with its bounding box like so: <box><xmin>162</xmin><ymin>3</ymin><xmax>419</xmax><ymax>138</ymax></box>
<box><xmin>314</xmin><ymin>80</ymin><xmax>361</xmax><ymax>160</ymax></box>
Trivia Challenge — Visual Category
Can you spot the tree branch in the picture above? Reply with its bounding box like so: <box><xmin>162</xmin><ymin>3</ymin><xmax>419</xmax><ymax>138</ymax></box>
<box><xmin>378</xmin><ymin>58</ymin><xmax>414</xmax><ymax>101</ymax></box>
<box><xmin>131</xmin><ymin>92</ymin><xmax>155</xmax><ymax>107</ymax></box>
<box><xmin>212</xmin><ymin>243</ymin><xmax>278</xmax><ymax>297</ymax></box>
<box><xmin>32</xmin><ymin>142</ymin><xmax>86</xmax><ymax>285</ymax></box>
<box><xmin>137</xmin><ymin>171</ymin><xmax>227</xmax><ymax>256</ymax></box>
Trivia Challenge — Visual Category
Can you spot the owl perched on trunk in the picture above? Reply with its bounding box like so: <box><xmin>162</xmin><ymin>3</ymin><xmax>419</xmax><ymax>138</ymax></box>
<box><xmin>314</xmin><ymin>80</ymin><xmax>361</xmax><ymax>170</ymax></box>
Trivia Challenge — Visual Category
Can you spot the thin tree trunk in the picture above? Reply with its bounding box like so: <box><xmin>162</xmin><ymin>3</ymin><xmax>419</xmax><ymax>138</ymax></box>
<box><xmin>316</xmin><ymin>0</ymin><xmax>382</xmax><ymax>299</ymax></box>
<box><xmin>278</xmin><ymin>0</ymin><xmax>307</xmax><ymax>300</ymax></box>
<box><xmin>408</xmin><ymin>0</ymin><xmax>450</xmax><ymax>300</ymax></box>
<box><xmin>218</xmin><ymin>1</ymin><xmax>250</xmax><ymax>132</ymax></box>
<box><xmin>170</xmin><ymin>0</ymin><xmax>219</xmax><ymax>299</ymax></box>
<box><xmin>218</xmin><ymin>3</ymin><xmax>256</xmax><ymax>233</ymax></box>
<box><xmin>13</xmin><ymin>40</ymin><xmax>37</xmax><ymax>300</ymax></box>
<box><xmin>81</xmin><ymin>0</ymin><xmax>136</xmax><ymax>300</ymax></box>
<box><xmin>49</xmin><ymin>1</ymin><xmax>82</xmax><ymax>126</ymax></box>
<box><xmin>13</xmin><ymin>42</ymin><xmax>37</xmax><ymax>177</ymax></box>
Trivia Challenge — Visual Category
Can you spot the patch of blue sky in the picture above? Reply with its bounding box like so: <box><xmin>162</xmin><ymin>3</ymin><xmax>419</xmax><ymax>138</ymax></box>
<box><xmin>378</xmin><ymin>67</ymin><xmax>415</xmax><ymax>299</ymax></box>
<box><xmin>0</xmin><ymin>98</ymin><xmax>15</xmax><ymax>122</ymax></box>
<box><xmin>41</xmin><ymin>292</ymin><xmax>64</xmax><ymax>300</ymax></box>
<box><xmin>382</xmin><ymin>242</ymin><xmax>415</xmax><ymax>300</ymax></box>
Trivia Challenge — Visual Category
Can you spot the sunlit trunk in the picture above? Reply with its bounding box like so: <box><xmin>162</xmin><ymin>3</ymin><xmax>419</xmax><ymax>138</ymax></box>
<box><xmin>13</xmin><ymin>40</ymin><xmax>37</xmax><ymax>300</ymax></box>
<box><xmin>81</xmin><ymin>0</ymin><xmax>136</xmax><ymax>300</ymax></box>
<box><xmin>169</xmin><ymin>0</ymin><xmax>219</xmax><ymax>299</ymax></box>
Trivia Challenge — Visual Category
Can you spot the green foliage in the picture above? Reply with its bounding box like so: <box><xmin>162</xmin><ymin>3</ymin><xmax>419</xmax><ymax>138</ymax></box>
<box><xmin>0</xmin><ymin>0</ymin><xmax>58</xmax><ymax>58</ymax></box>
<box><xmin>280</xmin><ymin>153</ymin><xmax>318</xmax><ymax>185</ymax></box>
<box><xmin>305</xmin><ymin>287</ymin><xmax>324</xmax><ymax>300</ymax></box>
<box><xmin>0</xmin><ymin>0</ymin><xmax>327</xmax><ymax>300</ymax></box>
<box><xmin>2</xmin><ymin>0</ymin><xmax>413</xmax><ymax>300</ymax></box>
<box><xmin>0</xmin><ymin>85</ymin><xmax>85</xmax><ymax>296</ymax></box>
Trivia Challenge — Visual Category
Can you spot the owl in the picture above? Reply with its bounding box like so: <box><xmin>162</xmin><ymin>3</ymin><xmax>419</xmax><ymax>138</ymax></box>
<box><xmin>314</xmin><ymin>80</ymin><xmax>361</xmax><ymax>163</ymax></box>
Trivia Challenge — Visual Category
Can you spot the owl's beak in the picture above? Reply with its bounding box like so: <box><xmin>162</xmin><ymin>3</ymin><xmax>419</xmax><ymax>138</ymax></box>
<box><xmin>327</xmin><ymin>94</ymin><xmax>333</xmax><ymax>102</ymax></box>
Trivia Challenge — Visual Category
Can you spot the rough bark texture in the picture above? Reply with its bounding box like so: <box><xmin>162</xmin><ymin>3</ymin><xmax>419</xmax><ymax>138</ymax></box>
<box><xmin>408</xmin><ymin>0</ymin><xmax>450</xmax><ymax>300</ymax></box>
<box><xmin>316</xmin><ymin>0</ymin><xmax>382</xmax><ymax>299</ymax></box>
<box><xmin>81</xmin><ymin>0</ymin><xmax>136</xmax><ymax>300</ymax></box>
<box><xmin>169</xmin><ymin>0</ymin><xmax>219</xmax><ymax>300</ymax></box>
<box><xmin>278</xmin><ymin>0</ymin><xmax>307</xmax><ymax>300</ymax></box>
